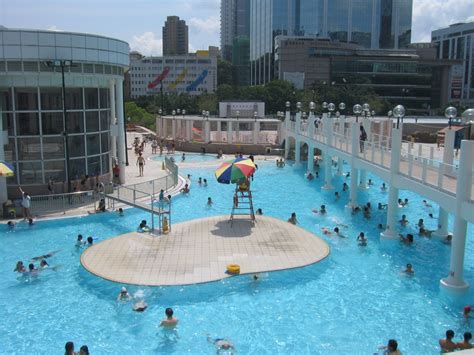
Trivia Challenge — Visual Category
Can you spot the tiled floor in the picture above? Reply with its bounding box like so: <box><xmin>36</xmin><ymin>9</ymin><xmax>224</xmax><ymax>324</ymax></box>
<box><xmin>80</xmin><ymin>215</ymin><xmax>330</xmax><ymax>286</ymax></box>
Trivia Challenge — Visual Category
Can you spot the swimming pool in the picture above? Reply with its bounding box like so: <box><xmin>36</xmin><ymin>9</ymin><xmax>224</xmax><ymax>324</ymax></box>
<box><xmin>1</xmin><ymin>160</ymin><xmax>473</xmax><ymax>354</ymax></box>
<box><xmin>151</xmin><ymin>152</ymin><xmax>219</xmax><ymax>163</ymax></box>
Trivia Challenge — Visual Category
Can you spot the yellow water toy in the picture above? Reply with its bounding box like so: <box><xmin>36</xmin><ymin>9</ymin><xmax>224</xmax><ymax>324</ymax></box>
<box><xmin>226</xmin><ymin>264</ymin><xmax>240</xmax><ymax>274</ymax></box>
<box><xmin>162</xmin><ymin>216</ymin><xmax>169</xmax><ymax>234</ymax></box>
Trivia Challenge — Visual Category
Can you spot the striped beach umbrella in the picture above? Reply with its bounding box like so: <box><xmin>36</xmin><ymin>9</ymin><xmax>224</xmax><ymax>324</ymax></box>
<box><xmin>215</xmin><ymin>158</ymin><xmax>256</xmax><ymax>184</ymax></box>
<box><xmin>0</xmin><ymin>161</ymin><xmax>14</xmax><ymax>177</ymax></box>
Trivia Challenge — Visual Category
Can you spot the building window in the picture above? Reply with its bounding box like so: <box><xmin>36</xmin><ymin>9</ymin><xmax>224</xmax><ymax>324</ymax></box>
<box><xmin>42</xmin><ymin>136</ymin><xmax>64</xmax><ymax>159</ymax></box>
<box><xmin>86</xmin><ymin>111</ymin><xmax>100</xmax><ymax>132</ymax></box>
<box><xmin>15</xmin><ymin>88</ymin><xmax>38</xmax><ymax>111</ymax></box>
<box><xmin>19</xmin><ymin>161</ymin><xmax>43</xmax><ymax>184</ymax></box>
<box><xmin>68</xmin><ymin>135</ymin><xmax>85</xmax><ymax>158</ymax></box>
<box><xmin>16</xmin><ymin>112</ymin><xmax>40</xmax><ymax>135</ymax></box>
<box><xmin>42</xmin><ymin>112</ymin><xmax>64</xmax><ymax>135</ymax></box>
<box><xmin>84</xmin><ymin>88</ymin><xmax>99</xmax><ymax>109</ymax></box>
<box><xmin>44</xmin><ymin>160</ymin><xmax>65</xmax><ymax>182</ymax></box>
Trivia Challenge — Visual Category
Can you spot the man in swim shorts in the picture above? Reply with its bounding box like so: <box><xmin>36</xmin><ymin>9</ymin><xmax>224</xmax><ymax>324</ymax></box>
<box><xmin>160</xmin><ymin>307</ymin><xmax>178</xmax><ymax>328</ymax></box>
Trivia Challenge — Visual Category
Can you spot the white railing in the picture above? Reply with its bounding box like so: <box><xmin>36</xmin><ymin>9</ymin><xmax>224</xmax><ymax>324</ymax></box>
<box><xmin>30</xmin><ymin>190</ymin><xmax>101</xmax><ymax>216</ymax></box>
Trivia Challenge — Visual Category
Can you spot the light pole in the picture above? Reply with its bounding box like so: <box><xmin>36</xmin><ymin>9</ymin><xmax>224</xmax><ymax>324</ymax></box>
<box><xmin>393</xmin><ymin>105</ymin><xmax>405</xmax><ymax>129</ymax></box>
<box><xmin>182</xmin><ymin>109</ymin><xmax>186</xmax><ymax>118</ymax></box>
<box><xmin>328</xmin><ymin>103</ymin><xmax>335</xmax><ymax>118</ymax></box>
<box><xmin>236</xmin><ymin>110</ymin><xmax>240</xmax><ymax>121</ymax></box>
<box><xmin>45</xmin><ymin>60</ymin><xmax>74</xmax><ymax>193</ymax></box>
<box><xmin>362</xmin><ymin>103</ymin><xmax>370</xmax><ymax>121</ymax></box>
<box><xmin>338</xmin><ymin>102</ymin><xmax>346</xmax><ymax>117</ymax></box>
<box><xmin>253</xmin><ymin>111</ymin><xmax>258</xmax><ymax>122</ymax></box>
<box><xmin>444</xmin><ymin>106</ymin><xmax>457</xmax><ymax>129</ymax></box>
<box><xmin>353</xmin><ymin>104</ymin><xmax>362</xmax><ymax>122</ymax></box>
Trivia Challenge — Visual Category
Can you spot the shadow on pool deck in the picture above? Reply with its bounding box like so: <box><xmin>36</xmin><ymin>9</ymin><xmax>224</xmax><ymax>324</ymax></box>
<box><xmin>210</xmin><ymin>218</ymin><xmax>254</xmax><ymax>238</ymax></box>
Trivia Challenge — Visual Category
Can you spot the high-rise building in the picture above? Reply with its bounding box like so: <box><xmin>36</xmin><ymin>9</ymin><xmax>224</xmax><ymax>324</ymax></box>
<box><xmin>250</xmin><ymin>0</ymin><xmax>413</xmax><ymax>85</ymax></box>
<box><xmin>432</xmin><ymin>22</ymin><xmax>474</xmax><ymax>105</ymax></box>
<box><xmin>163</xmin><ymin>16</ymin><xmax>188</xmax><ymax>56</ymax></box>
<box><xmin>220</xmin><ymin>0</ymin><xmax>250</xmax><ymax>62</ymax></box>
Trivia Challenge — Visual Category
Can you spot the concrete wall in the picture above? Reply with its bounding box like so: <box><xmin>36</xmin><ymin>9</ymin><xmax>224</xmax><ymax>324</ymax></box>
<box><xmin>175</xmin><ymin>141</ymin><xmax>278</xmax><ymax>155</ymax></box>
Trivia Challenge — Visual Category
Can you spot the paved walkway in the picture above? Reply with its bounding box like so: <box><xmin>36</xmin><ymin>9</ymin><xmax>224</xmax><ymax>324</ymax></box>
<box><xmin>80</xmin><ymin>215</ymin><xmax>330</xmax><ymax>286</ymax></box>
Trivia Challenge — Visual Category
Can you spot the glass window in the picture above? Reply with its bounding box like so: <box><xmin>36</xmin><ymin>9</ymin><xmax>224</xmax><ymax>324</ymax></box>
<box><xmin>16</xmin><ymin>113</ymin><xmax>40</xmax><ymax>135</ymax></box>
<box><xmin>87</xmin><ymin>156</ymin><xmax>101</xmax><ymax>176</ymax></box>
<box><xmin>17</xmin><ymin>137</ymin><xmax>41</xmax><ymax>160</ymax></box>
<box><xmin>66</xmin><ymin>88</ymin><xmax>83</xmax><ymax>110</ymax></box>
<box><xmin>84</xmin><ymin>88</ymin><xmax>98</xmax><ymax>109</ymax></box>
<box><xmin>101</xmin><ymin>154</ymin><xmax>110</xmax><ymax>174</ymax></box>
<box><xmin>86</xmin><ymin>134</ymin><xmax>100</xmax><ymax>155</ymax></box>
<box><xmin>44</xmin><ymin>160</ymin><xmax>65</xmax><ymax>183</ymax></box>
<box><xmin>86</xmin><ymin>111</ymin><xmax>100</xmax><ymax>132</ymax></box>
<box><xmin>68</xmin><ymin>112</ymin><xmax>84</xmax><ymax>133</ymax></box>
<box><xmin>99</xmin><ymin>88</ymin><xmax>109</xmax><ymax>108</ymax></box>
<box><xmin>0</xmin><ymin>89</ymin><xmax>13</xmax><ymax>111</ymax></box>
<box><xmin>15</xmin><ymin>88</ymin><xmax>38</xmax><ymax>110</ymax></box>
<box><xmin>42</xmin><ymin>112</ymin><xmax>64</xmax><ymax>135</ymax></box>
<box><xmin>69</xmin><ymin>158</ymin><xmax>86</xmax><ymax>180</ymax></box>
<box><xmin>2</xmin><ymin>112</ymin><xmax>14</xmax><ymax>136</ymax></box>
<box><xmin>101</xmin><ymin>133</ymin><xmax>109</xmax><ymax>153</ymax></box>
<box><xmin>42</xmin><ymin>136</ymin><xmax>64</xmax><ymax>159</ymax></box>
<box><xmin>19</xmin><ymin>161</ymin><xmax>43</xmax><ymax>184</ymax></box>
<box><xmin>68</xmin><ymin>135</ymin><xmax>85</xmax><ymax>158</ymax></box>
<box><xmin>4</xmin><ymin>138</ymin><xmax>16</xmax><ymax>161</ymax></box>
<box><xmin>100</xmin><ymin>110</ymin><xmax>110</xmax><ymax>131</ymax></box>
<box><xmin>40</xmin><ymin>88</ymin><xmax>62</xmax><ymax>110</ymax></box>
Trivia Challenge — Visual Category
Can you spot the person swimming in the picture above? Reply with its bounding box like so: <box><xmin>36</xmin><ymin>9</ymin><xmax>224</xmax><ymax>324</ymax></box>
<box><xmin>207</xmin><ymin>335</ymin><xmax>235</xmax><ymax>353</ymax></box>
<box><xmin>76</xmin><ymin>234</ymin><xmax>85</xmax><ymax>247</ymax></box>
<box><xmin>7</xmin><ymin>221</ymin><xmax>15</xmax><ymax>229</ymax></box>
<box><xmin>381</xmin><ymin>183</ymin><xmax>387</xmax><ymax>191</ymax></box>
<box><xmin>256</xmin><ymin>208</ymin><xmax>263</xmax><ymax>215</ymax></box>
<box><xmin>288</xmin><ymin>212</ymin><xmax>298</xmax><ymax>225</ymax></box>
<box><xmin>399</xmin><ymin>233</ymin><xmax>414</xmax><ymax>244</ymax></box>
<box><xmin>404</xmin><ymin>263</ymin><xmax>414</xmax><ymax>274</ymax></box>
<box><xmin>207</xmin><ymin>197</ymin><xmax>213</xmax><ymax>206</ymax></box>
<box><xmin>180</xmin><ymin>184</ymin><xmax>190</xmax><ymax>193</ymax></box>
<box><xmin>335</xmin><ymin>192</ymin><xmax>340</xmax><ymax>200</ymax></box>
<box><xmin>14</xmin><ymin>261</ymin><xmax>26</xmax><ymax>273</ymax></box>
<box><xmin>422</xmin><ymin>199</ymin><xmax>432</xmax><ymax>208</ymax></box>
<box><xmin>30</xmin><ymin>250</ymin><xmax>60</xmax><ymax>262</ymax></box>
<box><xmin>137</xmin><ymin>220</ymin><xmax>150</xmax><ymax>233</ymax></box>
<box><xmin>118</xmin><ymin>207</ymin><xmax>124</xmax><ymax>216</ymax></box>
<box><xmin>399</xmin><ymin>215</ymin><xmax>408</xmax><ymax>226</ymax></box>
<box><xmin>357</xmin><ymin>232</ymin><xmax>367</xmax><ymax>245</ymax></box>
<box><xmin>160</xmin><ymin>307</ymin><xmax>178</xmax><ymax>328</ymax></box>
<box><xmin>132</xmin><ymin>300</ymin><xmax>148</xmax><ymax>312</ymax></box>
<box><xmin>40</xmin><ymin>260</ymin><xmax>49</xmax><ymax>269</ymax></box>
<box><xmin>117</xmin><ymin>287</ymin><xmax>132</xmax><ymax>301</ymax></box>
<box><xmin>86</xmin><ymin>236</ymin><xmax>94</xmax><ymax>247</ymax></box>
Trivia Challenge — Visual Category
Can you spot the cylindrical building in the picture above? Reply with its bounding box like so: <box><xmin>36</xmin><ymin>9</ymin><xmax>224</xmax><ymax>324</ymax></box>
<box><xmin>0</xmin><ymin>27</ymin><xmax>129</xmax><ymax>201</ymax></box>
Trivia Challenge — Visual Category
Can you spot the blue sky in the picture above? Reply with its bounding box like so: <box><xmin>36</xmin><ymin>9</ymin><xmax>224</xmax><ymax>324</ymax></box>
<box><xmin>1</xmin><ymin>0</ymin><xmax>473</xmax><ymax>56</ymax></box>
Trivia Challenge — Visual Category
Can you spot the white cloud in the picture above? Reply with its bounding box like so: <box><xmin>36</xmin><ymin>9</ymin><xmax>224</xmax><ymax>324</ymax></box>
<box><xmin>412</xmin><ymin>0</ymin><xmax>474</xmax><ymax>42</ymax></box>
<box><xmin>47</xmin><ymin>25</ymin><xmax>63</xmax><ymax>32</ymax></box>
<box><xmin>189</xmin><ymin>16</ymin><xmax>220</xmax><ymax>35</ymax></box>
<box><xmin>130</xmin><ymin>32</ymin><xmax>162</xmax><ymax>56</ymax></box>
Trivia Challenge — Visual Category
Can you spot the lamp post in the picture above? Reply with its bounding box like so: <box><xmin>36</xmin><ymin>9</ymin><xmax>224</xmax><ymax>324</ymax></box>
<box><xmin>393</xmin><ymin>105</ymin><xmax>405</xmax><ymax>129</ymax></box>
<box><xmin>444</xmin><ymin>106</ymin><xmax>457</xmax><ymax>129</ymax></box>
<box><xmin>236</xmin><ymin>110</ymin><xmax>240</xmax><ymax>120</ymax></box>
<box><xmin>309</xmin><ymin>101</ymin><xmax>316</xmax><ymax>113</ymax></box>
<box><xmin>353</xmin><ymin>104</ymin><xmax>362</xmax><ymax>122</ymax></box>
<box><xmin>338</xmin><ymin>102</ymin><xmax>346</xmax><ymax>117</ymax></box>
<box><xmin>253</xmin><ymin>111</ymin><xmax>258</xmax><ymax>122</ymax></box>
<box><xmin>296</xmin><ymin>101</ymin><xmax>302</xmax><ymax>112</ymax></box>
<box><xmin>362</xmin><ymin>103</ymin><xmax>370</xmax><ymax>121</ymax></box>
<box><xmin>182</xmin><ymin>109</ymin><xmax>186</xmax><ymax>118</ymax></box>
<box><xmin>45</xmin><ymin>60</ymin><xmax>74</xmax><ymax>193</ymax></box>
<box><xmin>328</xmin><ymin>103</ymin><xmax>335</xmax><ymax>118</ymax></box>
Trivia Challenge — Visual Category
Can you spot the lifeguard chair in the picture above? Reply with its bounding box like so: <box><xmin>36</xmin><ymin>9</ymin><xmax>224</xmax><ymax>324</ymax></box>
<box><xmin>230</xmin><ymin>178</ymin><xmax>255</xmax><ymax>225</ymax></box>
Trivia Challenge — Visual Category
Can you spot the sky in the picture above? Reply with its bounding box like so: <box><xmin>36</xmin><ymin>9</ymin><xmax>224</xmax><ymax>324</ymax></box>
<box><xmin>0</xmin><ymin>0</ymin><xmax>473</xmax><ymax>56</ymax></box>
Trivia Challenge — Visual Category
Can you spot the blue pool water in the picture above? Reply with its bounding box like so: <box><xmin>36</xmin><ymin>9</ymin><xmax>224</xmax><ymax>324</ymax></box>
<box><xmin>1</xmin><ymin>160</ymin><xmax>474</xmax><ymax>354</ymax></box>
<box><xmin>151</xmin><ymin>152</ymin><xmax>218</xmax><ymax>163</ymax></box>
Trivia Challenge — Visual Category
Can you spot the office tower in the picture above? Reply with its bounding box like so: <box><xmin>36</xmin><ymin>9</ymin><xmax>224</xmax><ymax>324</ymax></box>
<box><xmin>220</xmin><ymin>0</ymin><xmax>250</xmax><ymax>62</ymax></box>
<box><xmin>163</xmin><ymin>16</ymin><xmax>188</xmax><ymax>56</ymax></box>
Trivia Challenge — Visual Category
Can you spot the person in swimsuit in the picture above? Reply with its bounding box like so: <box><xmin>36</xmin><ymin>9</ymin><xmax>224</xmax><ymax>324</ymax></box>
<box><xmin>14</xmin><ymin>261</ymin><xmax>26</xmax><ymax>273</ymax></box>
<box><xmin>458</xmin><ymin>332</ymin><xmax>473</xmax><ymax>350</ymax></box>
<box><xmin>207</xmin><ymin>335</ymin><xmax>235</xmax><ymax>353</ymax></box>
<box><xmin>160</xmin><ymin>308</ymin><xmax>178</xmax><ymax>328</ymax></box>
<box><xmin>439</xmin><ymin>330</ymin><xmax>458</xmax><ymax>353</ymax></box>
<box><xmin>31</xmin><ymin>250</ymin><xmax>60</xmax><ymax>262</ymax></box>
<box><xmin>136</xmin><ymin>153</ymin><xmax>145</xmax><ymax>177</ymax></box>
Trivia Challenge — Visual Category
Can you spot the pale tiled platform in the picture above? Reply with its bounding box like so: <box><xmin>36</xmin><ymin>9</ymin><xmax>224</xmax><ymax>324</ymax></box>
<box><xmin>80</xmin><ymin>215</ymin><xmax>330</xmax><ymax>286</ymax></box>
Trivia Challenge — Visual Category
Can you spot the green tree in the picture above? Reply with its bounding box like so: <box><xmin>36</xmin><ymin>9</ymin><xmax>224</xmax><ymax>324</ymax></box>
<box><xmin>125</xmin><ymin>101</ymin><xmax>155</xmax><ymax>129</ymax></box>
<box><xmin>217</xmin><ymin>59</ymin><xmax>234</xmax><ymax>86</ymax></box>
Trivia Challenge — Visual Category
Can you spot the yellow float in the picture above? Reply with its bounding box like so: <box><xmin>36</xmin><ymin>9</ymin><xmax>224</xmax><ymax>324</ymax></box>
<box><xmin>226</xmin><ymin>264</ymin><xmax>240</xmax><ymax>274</ymax></box>
<box><xmin>162</xmin><ymin>216</ymin><xmax>169</xmax><ymax>234</ymax></box>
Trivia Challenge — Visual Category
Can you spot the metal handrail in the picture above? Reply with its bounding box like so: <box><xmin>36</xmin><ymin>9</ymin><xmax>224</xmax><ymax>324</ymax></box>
<box><xmin>30</xmin><ymin>190</ymin><xmax>100</xmax><ymax>216</ymax></box>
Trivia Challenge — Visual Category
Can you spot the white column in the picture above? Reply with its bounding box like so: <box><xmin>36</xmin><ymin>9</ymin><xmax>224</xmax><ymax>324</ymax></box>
<box><xmin>322</xmin><ymin>153</ymin><xmax>333</xmax><ymax>190</ymax></box>
<box><xmin>381</xmin><ymin>126</ymin><xmax>403</xmax><ymax>239</ymax></box>
<box><xmin>307</xmin><ymin>143</ymin><xmax>314</xmax><ymax>173</ymax></box>
<box><xmin>204</xmin><ymin>120</ymin><xmax>211</xmax><ymax>143</ymax></box>
<box><xmin>253</xmin><ymin>121</ymin><xmax>260</xmax><ymax>144</ymax></box>
<box><xmin>109</xmin><ymin>79</ymin><xmax>117</xmax><ymax>160</ymax></box>
<box><xmin>115</xmin><ymin>78</ymin><xmax>126</xmax><ymax>184</ymax></box>
<box><xmin>295</xmin><ymin>111</ymin><xmax>301</xmax><ymax>135</ymax></box>
<box><xmin>0</xmin><ymin>98</ymin><xmax>8</xmax><ymax>204</ymax></box>
<box><xmin>440</xmin><ymin>140</ymin><xmax>474</xmax><ymax>292</ymax></box>
<box><xmin>337</xmin><ymin>117</ymin><xmax>345</xmax><ymax>175</ymax></box>
<box><xmin>433</xmin><ymin>207</ymin><xmax>449</xmax><ymax>238</ymax></box>
<box><xmin>171</xmin><ymin>119</ymin><xmax>176</xmax><ymax>140</ymax></box>
<box><xmin>284</xmin><ymin>136</ymin><xmax>290</xmax><ymax>159</ymax></box>
<box><xmin>295</xmin><ymin>139</ymin><xmax>301</xmax><ymax>164</ymax></box>
<box><xmin>359</xmin><ymin>169</ymin><xmax>368</xmax><ymax>189</ymax></box>
<box><xmin>186</xmin><ymin>120</ymin><xmax>192</xmax><ymax>141</ymax></box>
<box><xmin>217</xmin><ymin>121</ymin><xmax>221</xmax><ymax>142</ymax></box>
<box><xmin>346</xmin><ymin>122</ymin><xmax>360</xmax><ymax>208</ymax></box>
<box><xmin>227</xmin><ymin>121</ymin><xmax>233</xmax><ymax>144</ymax></box>
<box><xmin>443</xmin><ymin>129</ymin><xmax>455</xmax><ymax>175</ymax></box>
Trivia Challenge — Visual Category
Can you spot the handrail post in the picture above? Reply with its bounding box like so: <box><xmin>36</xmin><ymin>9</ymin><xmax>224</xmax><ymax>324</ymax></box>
<box><xmin>422</xmin><ymin>158</ymin><xmax>428</xmax><ymax>183</ymax></box>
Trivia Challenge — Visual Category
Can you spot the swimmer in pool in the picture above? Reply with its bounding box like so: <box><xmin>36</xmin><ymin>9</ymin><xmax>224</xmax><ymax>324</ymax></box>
<box><xmin>399</xmin><ymin>233</ymin><xmax>414</xmax><ymax>244</ymax></box>
<box><xmin>117</xmin><ymin>287</ymin><xmax>132</xmax><ymax>301</ymax></box>
<box><xmin>118</xmin><ymin>208</ymin><xmax>124</xmax><ymax>216</ymax></box>
<box><xmin>256</xmin><ymin>208</ymin><xmax>263</xmax><ymax>215</ymax></box>
<box><xmin>7</xmin><ymin>221</ymin><xmax>15</xmax><ymax>229</ymax></box>
<box><xmin>14</xmin><ymin>261</ymin><xmax>26</xmax><ymax>273</ymax></box>
<box><xmin>404</xmin><ymin>263</ymin><xmax>414</xmax><ymax>274</ymax></box>
<box><xmin>335</xmin><ymin>192</ymin><xmax>340</xmax><ymax>201</ymax></box>
<box><xmin>381</xmin><ymin>183</ymin><xmax>387</xmax><ymax>191</ymax></box>
<box><xmin>40</xmin><ymin>260</ymin><xmax>49</xmax><ymax>269</ymax></box>
<box><xmin>160</xmin><ymin>307</ymin><xmax>178</xmax><ymax>328</ymax></box>
<box><xmin>333</xmin><ymin>227</ymin><xmax>345</xmax><ymax>237</ymax></box>
<box><xmin>30</xmin><ymin>250</ymin><xmax>60</xmax><ymax>262</ymax></box>
<box><xmin>86</xmin><ymin>236</ymin><xmax>94</xmax><ymax>246</ymax></box>
<box><xmin>288</xmin><ymin>212</ymin><xmax>298</xmax><ymax>225</ymax></box>
<box><xmin>399</xmin><ymin>215</ymin><xmax>408</xmax><ymax>226</ymax></box>
<box><xmin>207</xmin><ymin>197</ymin><xmax>213</xmax><ymax>206</ymax></box>
<box><xmin>207</xmin><ymin>335</ymin><xmax>235</xmax><ymax>353</ymax></box>
<box><xmin>132</xmin><ymin>300</ymin><xmax>148</xmax><ymax>312</ymax></box>
<box><xmin>321</xmin><ymin>227</ymin><xmax>332</xmax><ymax>235</ymax></box>
<box><xmin>423</xmin><ymin>200</ymin><xmax>432</xmax><ymax>208</ymax></box>
<box><xmin>357</xmin><ymin>232</ymin><xmax>367</xmax><ymax>245</ymax></box>
<box><xmin>76</xmin><ymin>234</ymin><xmax>85</xmax><ymax>247</ymax></box>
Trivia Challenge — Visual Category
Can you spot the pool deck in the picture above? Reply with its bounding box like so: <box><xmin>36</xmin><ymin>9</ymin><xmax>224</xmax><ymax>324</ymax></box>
<box><xmin>80</xmin><ymin>215</ymin><xmax>330</xmax><ymax>286</ymax></box>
